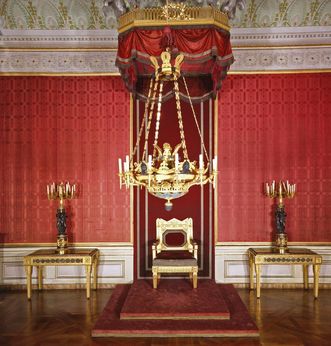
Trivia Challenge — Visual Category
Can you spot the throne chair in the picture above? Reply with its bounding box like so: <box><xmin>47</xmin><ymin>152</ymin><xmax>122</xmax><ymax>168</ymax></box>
<box><xmin>152</xmin><ymin>218</ymin><xmax>198</xmax><ymax>289</ymax></box>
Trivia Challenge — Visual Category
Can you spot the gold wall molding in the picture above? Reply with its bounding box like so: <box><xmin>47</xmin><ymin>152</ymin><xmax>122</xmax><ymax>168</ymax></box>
<box><xmin>216</xmin><ymin>242</ymin><xmax>331</xmax><ymax>246</ymax></box>
<box><xmin>2</xmin><ymin>242</ymin><xmax>133</xmax><ymax>248</ymax></box>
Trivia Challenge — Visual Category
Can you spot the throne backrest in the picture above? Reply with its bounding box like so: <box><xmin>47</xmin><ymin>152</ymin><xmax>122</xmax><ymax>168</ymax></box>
<box><xmin>155</xmin><ymin>218</ymin><xmax>194</xmax><ymax>254</ymax></box>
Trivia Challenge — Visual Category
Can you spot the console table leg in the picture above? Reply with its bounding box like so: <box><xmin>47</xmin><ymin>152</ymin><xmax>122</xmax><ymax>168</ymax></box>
<box><xmin>93</xmin><ymin>256</ymin><xmax>98</xmax><ymax>290</ymax></box>
<box><xmin>249</xmin><ymin>255</ymin><xmax>254</xmax><ymax>290</ymax></box>
<box><xmin>313</xmin><ymin>264</ymin><xmax>321</xmax><ymax>299</ymax></box>
<box><xmin>85</xmin><ymin>265</ymin><xmax>92</xmax><ymax>299</ymax></box>
<box><xmin>24</xmin><ymin>265</ymin><xmax>32</xmax><ymax>300</ymax></box>
<box><xmin>303</xmin><ymin>264</ymin><xmax>309</xmax><ymax>290</ymax></box>
<box><xmin>255</xmin><ymin>264</ymin><xmax>261</xmax><ymax>299</ymax></box>
<box><xmin>37</xmin><ymin>266</ymin><xmax>43</xmax><ymax>290</ymax></box>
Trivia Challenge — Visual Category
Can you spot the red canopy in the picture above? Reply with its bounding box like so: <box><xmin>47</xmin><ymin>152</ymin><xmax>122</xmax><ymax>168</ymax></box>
<box><xmin>116</xmin><ymin>25</ymin><xmax>234</xmax><ymax>102</ymax></box>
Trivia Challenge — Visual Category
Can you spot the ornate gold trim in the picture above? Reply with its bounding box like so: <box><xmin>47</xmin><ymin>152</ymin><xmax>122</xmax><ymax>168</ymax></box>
<box><xmin>121</xmin><ymin>315</ymin><xmax>228</xmax><ymax>320</ymax></box>
<box><xmin>1</xmin><ymin>43</ymin><xmax>329</xmax><ymax>52</ymax></box>
<box><xmin>0</xmin><ymin>72</ymin><xmax>121</xmax><ymax>76</ymax></box>
<box><xmin>216</xmin><ymin>242</ymin><xmax>331</xmax><ymax>246</ymax></box>
<box><xmin>1</xmin><ymin>70</ymin><xmax>329</xmax><ymax>77</ymax></box>
<box><xmin>1</xmin><ymin>242</ymin><xmax>133</xmax><ymax>247</ymax></box>
<box><xmin>118</xmin><ymin>7</ymin><xmax>230</xmax><ymax>34</ymax></box>
<box><xmin>214</xmin><ymin>96</ymin><xmax>219</xmax><ymax>245</ymax></box>
<box><xmin>229</xmin><ymin>69</ymin><xmax>331</xmax><ymax>75</ymax></box>
<box><xmin>130</xmin><ymin>94</ymin><xmax>134</xmax><ymax>244</ymax></box>
<box><xmin>0</xmin><ymin>48</ymin><xmax>118</xmax><ymax>52</ymax></box>
<box><xmin>94</xmin><ymin>332</ymin><xmax>259</xmax><ymax>337</ymax></box>
<box><xmin>232</xmin><ymin>44</ymin><xmax>331</xmax><ymax>50</ymax></box>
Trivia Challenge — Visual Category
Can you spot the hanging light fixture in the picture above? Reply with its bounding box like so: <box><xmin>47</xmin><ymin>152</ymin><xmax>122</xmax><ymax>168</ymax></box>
<box><xmin>118</xmin><ymin>49</ymin><xmax>218</xmax><ymax>211</ymax></box>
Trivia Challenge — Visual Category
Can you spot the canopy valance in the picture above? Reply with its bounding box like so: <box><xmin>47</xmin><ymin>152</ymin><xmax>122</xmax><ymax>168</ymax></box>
<box><xmin>115</xmin><ymin>7</ymin><xmax>234</xmax><ymax>102</ymax></box>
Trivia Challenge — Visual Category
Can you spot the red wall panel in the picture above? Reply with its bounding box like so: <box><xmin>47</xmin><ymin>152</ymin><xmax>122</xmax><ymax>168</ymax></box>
<box><xmin>218</xmin><ymin>73</ymin><xmax>331</xmax><ymax>242</ymax></box>
<box><xmin>1</xmin><ymin>74</ymin><xmax>330</xmax><ymax>244</ymax></box>
<box><xmin>0</xmin><ymin>76</ymin><xmax>130</xmax><ymax>243</ymax></box>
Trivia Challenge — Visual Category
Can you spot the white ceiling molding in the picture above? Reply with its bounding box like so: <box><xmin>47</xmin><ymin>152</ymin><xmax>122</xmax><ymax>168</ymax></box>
<box><xmin>0</xmin><ymin>27</ymin><xmax>330</xmax><ymax>74</ymax></box>
<box><xmin>0</xmin><ymin>29</ymin><xmax>118</xmax><ymax>48</ymax></box>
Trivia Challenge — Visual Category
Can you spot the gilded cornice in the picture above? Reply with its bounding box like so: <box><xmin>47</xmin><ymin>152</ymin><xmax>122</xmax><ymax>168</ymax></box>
<box><xmin>0</xmin><ymin>0</ymin><xmax>329</xmax><ymax>30</ymax></box>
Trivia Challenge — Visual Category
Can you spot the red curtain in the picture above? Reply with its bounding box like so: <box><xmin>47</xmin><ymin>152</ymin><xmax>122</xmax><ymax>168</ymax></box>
<box><xmin>0</xmin><ymin>76</ymin><xmax>131</xmax><ymax>243</ymax></box>
<box><xmin>218</xmin><ymin>73</ymin><xmax>331</xmax><ymax>242</ymax></box>
<box><xmin>116</xmin><ymin>27</ymin><xmax>233</xmax><ymax>98</ymax></box>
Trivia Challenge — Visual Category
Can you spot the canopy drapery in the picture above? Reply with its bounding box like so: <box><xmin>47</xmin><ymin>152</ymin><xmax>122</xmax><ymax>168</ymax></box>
<box><xmin>116</xmin><ymin>26</ymin><xmax>234</xmax><ymax>102</ymax></box>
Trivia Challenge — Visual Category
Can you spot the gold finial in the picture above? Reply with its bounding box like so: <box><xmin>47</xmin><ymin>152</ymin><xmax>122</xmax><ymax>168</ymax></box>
<box><xmin>161</xmin><ymin>2</ymin><xmax>191</xmax><ymax>21</ymax></box>
<box><xmin>150</xmin><ymin>49</ymin><xmax>184</xmax><ymax>80</ymax></box>
<box><xmin>160</xmin><ymin>50</ymin><xmax>172</xmax><ymax>75</ymax></box>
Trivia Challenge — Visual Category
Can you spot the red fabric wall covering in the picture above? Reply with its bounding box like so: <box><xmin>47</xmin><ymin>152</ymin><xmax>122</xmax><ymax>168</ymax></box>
<box><xmin>1</xmin><ymin>74</ymin><xmax>330</xmax><ymax>244</ymax></box>
<box><xmin>218</xmin><ymin>73</ymin><xmax>331</xmax><ymax>242</ymax></box>
<box><xmin>0</xmin><ymin>76</ymin><xmax>130</xmax><ymax>243</ymax></box>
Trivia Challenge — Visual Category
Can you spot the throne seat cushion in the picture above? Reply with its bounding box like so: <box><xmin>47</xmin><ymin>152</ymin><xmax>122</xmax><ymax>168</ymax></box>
<box><xmin>155</xmin><ymin>250</ymin><xmax>195</xmax><ymax>260</ymax></box>
<box><xmin>153</xmin><ymin>258</ymin><xmax>197</xmax><ymax>267</ymax></box>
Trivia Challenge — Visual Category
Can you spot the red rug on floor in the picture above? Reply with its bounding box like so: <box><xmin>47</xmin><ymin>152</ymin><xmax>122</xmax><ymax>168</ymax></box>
<box><xmin>92</xmin><ymin>280</ymin><xmax>259</xmax><ymax>337</ymax></box>
<box><xmin>121</xmin><ymin>279</ymin><xmax>230</xmax><ymax>320</ymax></box>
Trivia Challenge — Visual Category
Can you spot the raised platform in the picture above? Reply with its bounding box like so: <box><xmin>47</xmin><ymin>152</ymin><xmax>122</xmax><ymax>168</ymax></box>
<box><xmin>120</xmin><ymin>279</ymin><xmax>230</xmax><ymax>320</ymax></box>
<box><xmin>92</xmin><ymin>279</ymin><xmax>259</xmax><ymax>337</ymax></box>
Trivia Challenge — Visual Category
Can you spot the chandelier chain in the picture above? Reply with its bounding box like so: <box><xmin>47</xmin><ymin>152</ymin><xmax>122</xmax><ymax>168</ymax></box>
<box><xmin>142</xmin><ymin>76</ymin><xmax>160</xmax><ymax>161</ymax></box>
<box><xmin>131</xmin><ymin>77</ymin><xmax>154</xmax><ymax>164</ymax></box>
<box><xmin>152</xmin><ymin>80</ymin><xmax>164</xmax><ymax>159</ymax></box>
<box><xmin>174</xmin><ymin>78</ymin><xmax>189</xmax><ymax>160</ymax></box>
<box><xmin>182</xmin><ymin>76</ymin><xmax>210</xmax><ymax>162</ymax></box>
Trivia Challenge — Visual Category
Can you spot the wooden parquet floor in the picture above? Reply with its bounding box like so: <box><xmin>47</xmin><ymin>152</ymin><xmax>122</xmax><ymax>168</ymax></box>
<box><xmin>0</xmin><ymin>287</ymin><xmax>330</xmax><ymax>346</ymax></box>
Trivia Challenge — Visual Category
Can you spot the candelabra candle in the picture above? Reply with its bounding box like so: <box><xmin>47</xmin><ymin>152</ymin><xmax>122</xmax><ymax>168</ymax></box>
<box><xmin>47</xmin><ymin>182</ymin><xmax>76</xmax><ymax>209</ymax></box>
<box><xmin>265</xmin><ymin>180</ymin><xmax>296</xmax><ymax>254</ymax></box>
<box><xmin>46</xmin><ymin>182</ymin><xmax>76</xmax><ymax>254</ymax></box>
<box><xmin>265</xmin><ymin>180</ymin><xmax>296</xmax><ymax>206</ymax></box>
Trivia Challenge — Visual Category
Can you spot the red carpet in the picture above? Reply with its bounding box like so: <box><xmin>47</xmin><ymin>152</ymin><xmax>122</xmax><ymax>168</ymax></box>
<box><xmin>121</xmin><ymin>279</ymin><xmax>230</xmax><ymax>320</ymax></box>
<box><xmin>92</xmin><ymin>280</ymin><xmax>259</xmax><ymax>337</ymax></box>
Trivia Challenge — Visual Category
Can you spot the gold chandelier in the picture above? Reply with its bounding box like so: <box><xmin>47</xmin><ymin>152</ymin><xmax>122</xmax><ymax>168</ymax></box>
<box><xmin>118</xmin><ymin>49</ymin><xmax>218</xmax><ymax>210</ymax></box>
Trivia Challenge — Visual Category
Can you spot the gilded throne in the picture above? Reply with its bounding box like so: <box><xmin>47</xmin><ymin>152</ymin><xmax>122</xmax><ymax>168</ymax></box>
<box><xmin>152</xmin><ymin>218</ymin><xmax>198</xmax><ymax>289</ymax></box>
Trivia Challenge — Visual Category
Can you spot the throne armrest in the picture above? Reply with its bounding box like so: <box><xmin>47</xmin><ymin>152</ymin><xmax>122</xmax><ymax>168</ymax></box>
<box><xmin>152</xmin><ymin>239</ymin><xmax>160</xmax><ymax>259</ymax></box>
<box><xmin>192</xmin><ymin>240</ymin><xmax>198</xmax><ymax>260</ymax></box>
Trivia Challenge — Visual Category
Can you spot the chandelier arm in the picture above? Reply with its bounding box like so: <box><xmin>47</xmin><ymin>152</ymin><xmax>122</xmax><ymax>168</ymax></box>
<box><xmin>173</xmin><ymin>78</ymin><xmax>189</xmax><ymax>160</ymax></box>
<box><xmin>152</xmin><ymin>80</ymin><xmax>164</xmax><ymax>159</ymax></box>
<box><xmin>130</xmin><ymin>77</ymin><xmax>155</xmax><ymax>164</ymax></box>
<box><xmin>142</xmin><ymin>76</ymin><xmax>160</xmax><ymax>161</ymax></box>
<box><xmin>182</xmin><ymin>75</ymin><xmax>210</xmax><ymax>162</ymax></box>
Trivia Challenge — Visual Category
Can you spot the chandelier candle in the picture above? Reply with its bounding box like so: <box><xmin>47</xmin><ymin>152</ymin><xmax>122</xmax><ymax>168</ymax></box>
<box><xmin>265</xmin><ymin>180</ymin><xmax>296</xmax><ymax>253</ymax></box>
<box><xmin>47</xmin><ymin>182</ymin><xmax>76</xmax><ymax>254</ymax></box>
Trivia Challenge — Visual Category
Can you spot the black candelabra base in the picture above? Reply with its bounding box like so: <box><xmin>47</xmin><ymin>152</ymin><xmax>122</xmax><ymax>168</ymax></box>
<box><xmin>56</xmin><ymin>208</ymin><xmax>68</xmax><ymax>254</ymax></box>
<box><xmin>274</xmin><ymin>205</ymin><xmax>288</xmax><ymax>253</ymax></box>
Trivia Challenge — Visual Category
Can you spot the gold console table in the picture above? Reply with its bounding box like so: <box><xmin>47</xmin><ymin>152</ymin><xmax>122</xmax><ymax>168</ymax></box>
<box><xmin>248</xmin><ymin>248</ymin><xmax>322</xmax><ymax>299</ymax></box>
<box><xmin>23</xmin><ymin>248</ymin><xmax>99</xmax><ymax>300</ymax></box>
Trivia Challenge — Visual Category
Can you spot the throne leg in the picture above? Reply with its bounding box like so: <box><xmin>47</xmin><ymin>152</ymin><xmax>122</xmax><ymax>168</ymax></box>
<box><xmin>192</xmin><ymin>267</ymin><xmax>198</xmax><ymax>288</ymax></box>
<box><xmin>152</xmin><ymin>267</ymin><xmax>158</xmax><ymax>289</ymax></box>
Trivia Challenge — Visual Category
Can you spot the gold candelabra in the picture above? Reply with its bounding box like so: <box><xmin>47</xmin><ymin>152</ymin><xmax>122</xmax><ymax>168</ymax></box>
<box><xmin>47</xmin><ymin>182</ymin><xmax>76</xmax><ymax>254</ymax></box>
<box><xmin>265</xmin><ymin>180</ymin><xmax>296</xmax><ymax>253</ymax></box>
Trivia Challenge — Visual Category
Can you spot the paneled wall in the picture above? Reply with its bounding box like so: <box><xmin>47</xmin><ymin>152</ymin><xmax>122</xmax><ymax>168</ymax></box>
<box><xmin>218</xmin><ymin>73</ymin><xmax>331</xmax><ymax>243</ymax></box>
<box><xmin>1</xmin><ymin>74</ymin><xmax>330</xmax><ymax>286</ymax></box>
<box><xmin>0</xmin><ymin>76</ymin><xmax>131</xmax><ymax>243</ymax></box>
